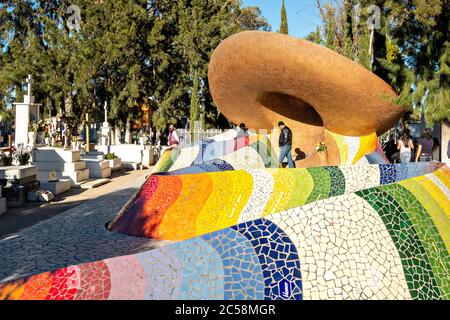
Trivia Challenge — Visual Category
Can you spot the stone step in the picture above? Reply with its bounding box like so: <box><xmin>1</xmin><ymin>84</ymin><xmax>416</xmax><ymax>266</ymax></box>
<box><xmin>75</xmin><ymin>179</ymin><xmax>111</xmax><ymax>189</ymax></box>
<box><xmin>83</xmin><ymin>159</ymin><xmax>110</xmax><ymax>170</ymax></box>
<box><xmin>88</xmin><ymin>167</ymin><xmax>111</xmax><ymax>179</ymax></box>
<box><xmin>34</xmin><ymin>161</ymin><xmax>87</xmax><ymax>172</ymax></box>
<box><xmin>40</xmin><ymin>180</ymin><xmax>72</xmax><ymax>195</ymax></box>
<box><xmin>0</xmin><ymin>166</ymin><xmax>37</xmax><ymax>180</ymax></box>
<box><xmin>37</xmin><ymin>169</ymin><xmax>90</xmax><ymax>186</ymax></box>
<box><xmin>83</xmin><ymin>159</ymin><xmax>111</xmax><ymax>179</ymax></box>
<box><xmin>35</xmin><ymin>148</ymin><xmax>81</xmax><ymax>163</ymax></box>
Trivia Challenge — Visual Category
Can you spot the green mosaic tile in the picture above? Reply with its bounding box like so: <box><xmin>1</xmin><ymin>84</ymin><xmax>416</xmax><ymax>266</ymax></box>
<box><xmin>324</xmin><ymin>166</ymin><xmax>346</xmax><ymax>197</ymax></box>
<box><xmin>306</xmin><ymin>167</ymin><xmax>331</xmax><ymax>203</ymax></box>
<box><xmin>159</xmin><ymin>147</ymin><xmax>181</xmax><ymax>172</ymax></box>
<box><xmin>287</xmin><ymin>169</ymin><xmax>314</xmax><ymax>208</ymax></box>
<box><xmin>356</xmin><ymin>187</ymin><xmax>442</xmax><ymax>300</ymax></box>
<box><xmin>250</xmin><ymin>140</ymin><xmax>278</xmax><ymax>168</ymax></box>
<box><xmin>381</xmin><ymin>183</ymin><xmax>450</xmax><ymax>299</ymax></box>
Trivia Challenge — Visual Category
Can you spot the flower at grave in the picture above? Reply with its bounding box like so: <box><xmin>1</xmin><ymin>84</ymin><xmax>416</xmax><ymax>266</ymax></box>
<box><xmin>48</xmin><ymin>170</ymin><xmax>58</xmax><ymax>182</ymax></box>
<box><xmin>28</xmin><ymin>123</ymin><xmax>39</xmax><ymax>132</ymax></box>
<box><xmin>37</xmin><ymin>120</ymin><xmax>45</xmax><ymax>131</ymax></box>
<box><xmin>13</xmin><ymin>143</ymin><xmax>36</xmax><ymax>166</ymax></box>
<box><xmin>316</xmin><ymin>142</ymin><xmax>327</xmax><ymax>153</ymax></box>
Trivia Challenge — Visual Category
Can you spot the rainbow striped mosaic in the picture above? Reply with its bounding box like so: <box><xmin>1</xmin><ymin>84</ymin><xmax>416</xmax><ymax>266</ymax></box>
<box><xmin>110</xmin><ymin>162</ymin><xmax>445</xmax><ymax>241</ymax></box>
<box><xmin>1</xmin><ymin>165</ymin><xmax>449</xmax><ymax>300</ymax></box>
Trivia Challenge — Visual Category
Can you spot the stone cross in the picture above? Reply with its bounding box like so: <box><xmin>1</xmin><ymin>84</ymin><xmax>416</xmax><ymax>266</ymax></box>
<box><xmin>104</xmin><ymin>102</ymin><xmax>108</xmax><ymax>123</ymax></box>
<box><xmin>86</xmin><ymin>113</ymin><xmax>90</xmax><ymax>149</ymax></box>
<box><xmin>63</xmin><ymin>122</ymin><xmax>70</xmax><ymax>149</ymax></box>
<box><xmin>26</xmin><ymin>74</ymin><xmax>33</xmax><ymax>97</ymax></box>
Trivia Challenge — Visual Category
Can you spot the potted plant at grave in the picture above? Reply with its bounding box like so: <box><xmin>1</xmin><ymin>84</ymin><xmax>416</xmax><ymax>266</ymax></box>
<box><xmin>0</xmin><ymin>149</ymin><xmax>13</xmax><ymax>166</ymax></box>
<box><xmin>44</xmin><ymin>130</ymin><xmax>50</xmax><ymax>145</ymax></box>
<box><xmin>13</xmin><ymin>143</ymin><xmax>37</xmax><ymax>166</ymax></box>
<box><xmin>28</xmin><ymin>123</ymin><xmax>38</xmax><ymax>146</ymax></box>
<box><xmin>104</xmin><ymin>152</ymin><xmax>122</xmax><ymax>172</ymax></box>
<box><xmin>36</xmin><ymin>120</ymin><xmax>46</xmax><ymax>144</ymax></box>
<box><xmin>72</xmin><ymin>135</ymin><xmax>79</xmax><ymax>151</ymax></box>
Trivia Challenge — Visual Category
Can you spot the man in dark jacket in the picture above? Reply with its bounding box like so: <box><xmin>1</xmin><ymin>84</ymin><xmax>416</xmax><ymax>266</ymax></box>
<box><xmin>278</xmin><ymin>121</ymin><xmax>295</xmax><ymax>168</ymax></box>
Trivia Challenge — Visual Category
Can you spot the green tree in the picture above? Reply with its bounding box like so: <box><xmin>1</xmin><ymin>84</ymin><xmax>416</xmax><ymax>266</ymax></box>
<box><xmin>279</xmin><ymin>0</ymin><xmax>289</xmax><ymax>35</ymax></box>
<box><xmin>312</xmin><ymin>0</ymin><xmax>372</xmax><ymax>69</ymax></box>
<box><xmin>0</xmin><ymin>0</ymin><xmax>270</xmax><ymax>134</ymax></box>
<box><xmin>385</xmin><ymin>0</ymin><xmax>449</xmax><ymax>125</ymax></box>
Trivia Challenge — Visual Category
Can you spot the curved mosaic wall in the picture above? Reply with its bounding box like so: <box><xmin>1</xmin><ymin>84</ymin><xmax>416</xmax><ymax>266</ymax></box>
<box><xmin>152</xmin><ymin>129</ymin><xmax>387</xmax><ymax>174</ymax></box>
<box><xmin>1</xmin><ymin>165</ymin><xmax>449</xmax><ymax>300</ymax></box>
<box><xmin>110</xmin><ymin>162</ymin><xmax>445</xmax><ymax>241</ymax></box>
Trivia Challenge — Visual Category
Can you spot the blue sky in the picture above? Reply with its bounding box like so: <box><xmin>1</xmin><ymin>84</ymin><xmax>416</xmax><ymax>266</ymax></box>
<box><xmin>242</xmin><ymin>0</ymin><xmax>323</xmax><ymax>38</ymax></box>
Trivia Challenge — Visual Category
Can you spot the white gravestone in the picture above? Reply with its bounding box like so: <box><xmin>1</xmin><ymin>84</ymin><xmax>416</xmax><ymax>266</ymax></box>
<box><xmin>13</xmin><ymin>75</ymin><xmax>42</xmax><ymax>146</ymax></box>
<box><xmin>101</xmin><ymin>102</ymin><xmax>111</xmax><ymax>147</ymax></box>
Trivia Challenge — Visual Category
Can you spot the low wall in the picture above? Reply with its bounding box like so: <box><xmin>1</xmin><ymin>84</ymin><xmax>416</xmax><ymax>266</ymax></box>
<box><xmin>96</xmin><ymin>145</ymin><xmax>160</xmax><ymax>167</ymax></box>
<box><xmin>111</xmin><ymin>162</ymin><xmax>445</xmax><ymax>241</ymax></box>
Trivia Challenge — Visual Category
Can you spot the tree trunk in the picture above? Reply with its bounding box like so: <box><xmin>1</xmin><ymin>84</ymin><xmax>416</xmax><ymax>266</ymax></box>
<box><xmin>125</xmin><ymin>117</ymin><xmax>132</xmax><ymax>144</ymax></box>
<box><xmin>65</xmin><ymin>92</ymin><xmax>73</xmax><ymax>116</ymax></box>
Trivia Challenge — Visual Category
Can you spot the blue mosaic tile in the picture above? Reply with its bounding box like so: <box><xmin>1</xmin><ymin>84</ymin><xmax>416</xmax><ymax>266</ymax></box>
<box><xmin>380</xmin><ymin>164</ymin><xmax>397</xmax><ymax>184</ymax></box>
<box><xmin>395</xmin><ymin>163</ymin><xmax>409</xmax><ymax>181</ymax></box>
<box><xmin>232</xmin><ymin>219</ymin><xmax>302</xmax><ymax>300</ymax></box>
<box><xmin>204</xmin><ymin>159</ymin><xmax>234</xmax><ymax>172</ymax></box>
<box><xmin>202</xmin><ymin>227</ymin><xmax>266</xmax><ymax>300</ymax></box>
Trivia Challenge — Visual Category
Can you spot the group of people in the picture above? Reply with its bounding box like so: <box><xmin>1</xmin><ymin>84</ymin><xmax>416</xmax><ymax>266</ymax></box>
<box><xmin>167</xmin><ymin>122</ymin><xmax>448</xmax><ymax>167</ymax></box>
<box><xmin>395</xmin><ymin>128</ymin><xmax>440</xmax><ymax>163</ymax></box>
<box><xmin>237</xmin><ymin>121</ymin><xmax>295</xmax><ymax>168</ymax></box>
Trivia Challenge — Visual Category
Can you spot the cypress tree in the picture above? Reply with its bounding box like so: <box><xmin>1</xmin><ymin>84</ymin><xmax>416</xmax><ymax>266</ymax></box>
<box><xmin>279</xmin><ymin>0</ymin><xmax>289</xmax><ymax>35</ymax></box>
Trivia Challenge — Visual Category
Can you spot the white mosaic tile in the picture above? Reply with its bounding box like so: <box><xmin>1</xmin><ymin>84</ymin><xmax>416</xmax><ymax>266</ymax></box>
<box><xmin>340</xmin><ymin>165</ymin><xmax>381</xmax><ymax>193</ymax></box>
<box><xmin>169</xmin><ymin>145</ymin><xmax>200</xmax><ymax>171</ymax></box>
<box><xmin>238</xmin><ymin>169</ymin><xmax>275</xmax><ymax>223</ymax></box>
<box><xmin>267</xmin><ymin>193</ymin><xmax>411</xmax><ymax>300</ymax></box>
<box><xmin>218</xmin><ymin>146</ymin><xmax>265</xmax><ymax>170</ymax></box>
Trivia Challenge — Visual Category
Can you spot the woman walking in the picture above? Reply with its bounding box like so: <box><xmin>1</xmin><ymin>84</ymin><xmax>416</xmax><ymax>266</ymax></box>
<box><xmin>168</xmin><ymin>124</ymin><xmax>180</xmax><ymax>147</ymax></box>
<box><xmin>397</xmin><ymin>129</ymin><xmax>414</xmax><ymax>163</ymax></box>
<box><xmin>415</xmin><ymin>128</ymin><xmax>434</xmax><ymax>162</ymax></box>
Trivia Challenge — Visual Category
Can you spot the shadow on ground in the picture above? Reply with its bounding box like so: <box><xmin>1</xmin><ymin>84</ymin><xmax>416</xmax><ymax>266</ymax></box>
<box><xmin>0</xmin><ymin>173</ymin><xmax>169</xmax><ymax>283</ymax></box>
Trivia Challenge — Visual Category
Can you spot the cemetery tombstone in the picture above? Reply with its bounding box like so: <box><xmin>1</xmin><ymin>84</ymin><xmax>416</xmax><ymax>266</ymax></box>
<box><xmin>13</xmin><ymin>75</ymin><xmax>42</xmax><ymax>146</ymax></box>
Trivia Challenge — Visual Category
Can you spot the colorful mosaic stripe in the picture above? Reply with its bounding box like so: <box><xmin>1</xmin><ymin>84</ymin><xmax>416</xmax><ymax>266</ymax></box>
<box><xmin>111</xmin><ymin>162</ymin><xmax>444</xmax><ymax>241</ymax></box>
<box><xmin>1</xmin><ymin>165</ymin><xmax>448</xmax><ymax>300</ymax></box>
<box><xmin>153</xmin><ymin>129</ymin><xmax>386</xmax><ymax>174</ymax></box>
<box><xmin>0</xmin><ymin>219</ymin><xmax>302</xmax><ymax>300</ymax></box>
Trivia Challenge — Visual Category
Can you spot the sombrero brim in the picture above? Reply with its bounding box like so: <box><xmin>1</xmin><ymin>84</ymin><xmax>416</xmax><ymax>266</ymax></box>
<box><xmin>208</xmin><ymin>31</ymin><xmax>404</xmax><ymax>136</ymax></box>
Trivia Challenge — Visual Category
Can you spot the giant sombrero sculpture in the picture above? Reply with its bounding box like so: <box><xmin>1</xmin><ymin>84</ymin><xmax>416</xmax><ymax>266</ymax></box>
<box><xmin>209</xmin><ymin>31</ymin><xmax>405</xmax><ymax>167</ymax></box>
<box><xmin>1</xmin><ymin>32</ymin><xmax>449</xmax><ymax>300</ymax></box>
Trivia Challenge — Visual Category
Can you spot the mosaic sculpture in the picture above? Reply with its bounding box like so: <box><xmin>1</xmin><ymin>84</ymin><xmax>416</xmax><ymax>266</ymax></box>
<box><xmin>1</xmin><ymin>164</ymin><xmax>449</xmax><ymax>300</ymax></box>
<box><xmin>1</xmin><ymin>32</ymin><xmax>448</xmax><ymax>300</ymax></box>
<box><xmin>208</xmin><ymin>31</ymin><xmax>404</xmax><ymax>167</ymax></box>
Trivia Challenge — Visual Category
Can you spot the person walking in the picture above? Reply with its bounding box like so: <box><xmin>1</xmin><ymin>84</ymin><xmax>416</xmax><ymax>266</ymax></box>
<box><xmin>397</xmin><ymin>129</ymin><xmax>414</xmax><ymax>163</ymax></box>
<box><xmin>168</xmin><ymin>124</ymin><xmax>180</xmax><ymax>147</ymax></box>
<box><xmin>415</xmin><ymin>128</ymin><xmax>434</xmax><ymax>162</ymax></box>
<box><xmin>278</xmin><ymin>121</ymin><xmax>295</xmax><ymax>168</ymax></box>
